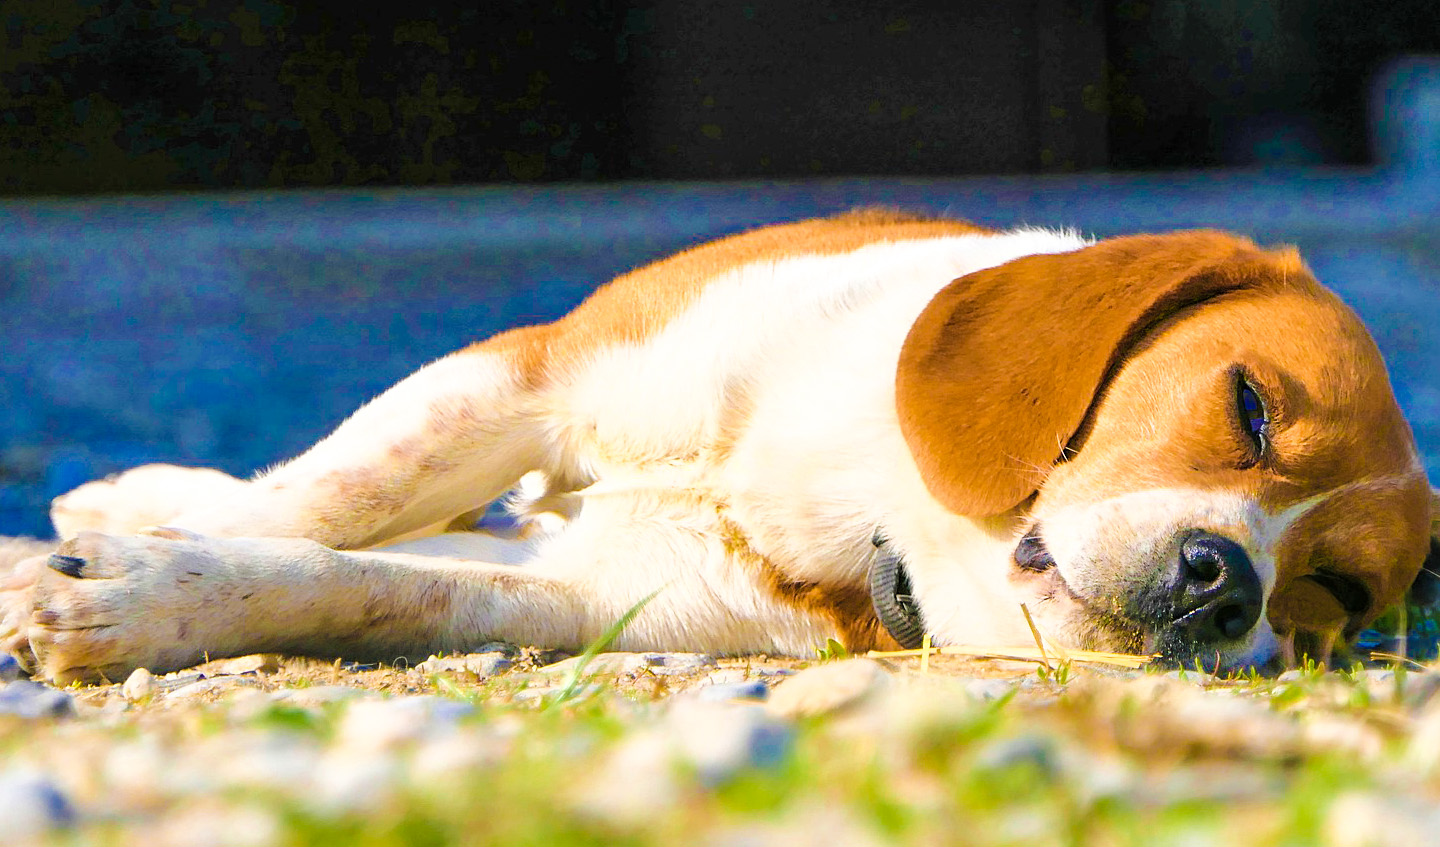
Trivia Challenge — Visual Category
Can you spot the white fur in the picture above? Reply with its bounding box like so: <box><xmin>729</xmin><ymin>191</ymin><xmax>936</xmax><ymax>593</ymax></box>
<box><xmin>21</xmin><ymin>224</ymin><xmax>1345</xmax><ymax>683</ymax></box>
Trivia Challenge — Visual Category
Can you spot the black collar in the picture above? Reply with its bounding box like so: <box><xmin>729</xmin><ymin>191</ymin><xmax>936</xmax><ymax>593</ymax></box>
<box><xmin>869</xmin><ymin>531</ymin><xmax>927</xmax><ymax>649</ymax></box>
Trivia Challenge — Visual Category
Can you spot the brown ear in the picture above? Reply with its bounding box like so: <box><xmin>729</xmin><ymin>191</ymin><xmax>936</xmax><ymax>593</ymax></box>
<box><xmin>895</xmin><ymin>230</ymin><xmax>1302</xmax><ymax>515</ymax></box>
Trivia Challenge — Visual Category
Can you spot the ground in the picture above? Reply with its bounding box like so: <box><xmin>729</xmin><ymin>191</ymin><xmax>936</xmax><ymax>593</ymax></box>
<box><xmin>3</xmin><ymin>642</ymin><xmax>1440</xmax><ymax>847</ymax></box>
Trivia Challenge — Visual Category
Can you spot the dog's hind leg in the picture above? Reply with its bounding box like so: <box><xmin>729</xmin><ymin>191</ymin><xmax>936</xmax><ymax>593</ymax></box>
<box><xmin>162</xmin><ymin>330</ymin><xmax>574</xmax><ymax>550</ymax></box>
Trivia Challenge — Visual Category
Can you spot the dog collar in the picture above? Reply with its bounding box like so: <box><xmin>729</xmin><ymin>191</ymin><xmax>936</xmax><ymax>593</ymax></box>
<box><xmin>869</xmin><ymin>531</ymin><xmax>927</xmax><ymax>649</ymax></box>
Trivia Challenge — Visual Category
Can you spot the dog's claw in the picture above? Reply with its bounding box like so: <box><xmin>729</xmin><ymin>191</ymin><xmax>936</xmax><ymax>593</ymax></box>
<box><xmin>47</xmin><ymin>555</ymin><xmax>86</xmax><ymax>578</ymax></box>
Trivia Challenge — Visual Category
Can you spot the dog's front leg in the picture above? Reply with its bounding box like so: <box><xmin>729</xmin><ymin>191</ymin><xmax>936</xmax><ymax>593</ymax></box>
<box><xmin>165</xmin><ymin>342</ymin><xmax>570</xmax><ymax>549</ymax></box>
<box><xmin>16</xmin><ymin>529</ymin><xmax>592</xmax><ymax>684</ymax></box>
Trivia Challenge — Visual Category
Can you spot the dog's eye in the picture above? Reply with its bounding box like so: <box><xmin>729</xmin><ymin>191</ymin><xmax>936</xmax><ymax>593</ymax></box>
<box><xmin>1235</xmin><ymin>375</ymin><xmax>1268</xmax><ymax>452</ymax></box>
<box><xmin>1305</xmin><ymin>569</ymin><xmax>1371</xmax><ymax>617</ymax></box>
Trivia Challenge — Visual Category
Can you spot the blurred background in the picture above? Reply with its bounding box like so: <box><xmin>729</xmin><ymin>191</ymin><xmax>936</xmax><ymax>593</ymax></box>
<box><xmin>0</xmin><ymin>0</ymin><xmax>1437</xmax><ymax>537</ymax></box>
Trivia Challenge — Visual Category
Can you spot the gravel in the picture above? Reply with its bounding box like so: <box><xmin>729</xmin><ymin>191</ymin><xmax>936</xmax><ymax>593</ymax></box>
<box><xmin>0</xmin><ymin>680</ymin><xmax>75</xmax><ymax>719</ymax></box>
<box><xmin>7</xmin><ymin>647</ymin><xmax>1440</xmax><ymax>843</ymax></box>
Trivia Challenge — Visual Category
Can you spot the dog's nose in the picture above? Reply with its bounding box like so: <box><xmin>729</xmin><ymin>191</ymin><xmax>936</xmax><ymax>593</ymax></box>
<box><xmin>1169</xmin><ymin>531</ymin><xmax>1263</xmax><ymax>642</ymax></box>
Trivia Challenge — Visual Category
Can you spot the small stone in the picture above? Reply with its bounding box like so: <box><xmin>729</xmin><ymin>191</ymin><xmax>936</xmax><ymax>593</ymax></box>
<box><xmin>0</xmin><ymin>654</ymin><xmax>21</xmax><ymax>683</ymax></box>
<box><xmin>708</xmin><ymin>802</ymin><xmax>889</xmax><ymax>847</ymax></box>
<box><xmin>415</xmin><ymin>653</ymin><xmax>514</xmax><ymax>678</ymax></box>
<box><xmin>152</xmin><ymin>802</ymin><xmax>280</xmax><ymax>847</ymax></box>
<box><xmin>571</xmin><ymin>731</ymin><xmax>678</xmax><ymax>826</ymax></box>
<box><xmin>696</xmin><ymin>680</ymin><xmax>770</xmax><ymax>703</ymax></box>
<box><xmin>0</xmin><ymin>769</ymin><xmax>74</xmax><ymax>837</ymax></box>
<box><xmin>666</xmin><ymin>699</ymin><xmax>793</xmax><ymax>784</ymax></box>
<box><xmin>974</xmin><ymin>733</ymin><xmax>1062</xmax><ymax>777</ymax></box>
<box><xmin>511</xmin><ymin>683</ymin><xmax>603</xmax><ymax>705</ymax></box>
<box><xmin>1357</xmin><ymin>669</ymin><xmax>1400</xmax><ymax>705</ymax></box>
<box><xmin>537</xmin><ymin>652</ymin><xmax>717</xmax><ymax>678</ymax></box>
<box><xmin>0</xmin><ymin>681</ymin><xmax>74</xmax><ymax>719</ymax></box>
<box><xmin>1161</xmin><ymin>669</ymin><xmax>1220</xmax><ymax>686</ymax></box>
<box><xmin>273</xmin><ymin>685</ymin><xmax>373</xmax><ymax>706</ymax></box>
<box><xmin>964</xmin><ymin>677</ymin><xmax>1021</xmax><ymax>701</ymax></box>
<box><xmin>1323</xmin><ymin>791</ymin><xmax>1435</xmax><ymax>847</ymax></box>
<box><xmin>766</xmin><ymin>659</ymin><xmax>891</xmax><ymax>719</ymax></box>
<box><xmin>643</xmin><ymin>653</ymin><xmax>718</xmax><ymax>674</ymax></box>
<box><xmin>471</xmin><ymin>641</ymin><xmax>521</xmax><ymax>657</ymax></box>
<box><xmin>122</xmin><ymin>668</ymin><xmax>155</xmax><ymax>702</ymax></box>
<box><xmin>198</xmin><ymin>654</ymin><xmax>282</xmax><ymax>676</ymax></box>
<box><xmin>1403</xmin><ymin>670</ymin><xmax>1440</xmax><ymax>708</ymax></box>
<box><xmin>214</xmin><ymin>737</ymin><xmax>322</xmax><ymax>794</ymax></box>
<box><xmin>152</xmin><ymin>672</ymin><xmax>207</xmax><ymax>693</ymax></box>
<box><xmin>336</xmin><ymin>696</ymin><xmax>475</xmax><ymax>750</ymax></box>
<box><xmin>165</xmin><ymin>677</ymin><xmax>262</xmax><ymax>700</ymax></box>
<box><xmin>311</xmin><ymin>751</ymin><xmax>400</xmax><ymax>814</ymax></box>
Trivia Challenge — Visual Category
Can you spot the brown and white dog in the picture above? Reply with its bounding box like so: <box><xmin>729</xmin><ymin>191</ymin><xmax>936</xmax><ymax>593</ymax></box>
<box><xmin>3</xmin><ymin>210</ymin><xmax>1437</xmax><ymax>683</ymax></box>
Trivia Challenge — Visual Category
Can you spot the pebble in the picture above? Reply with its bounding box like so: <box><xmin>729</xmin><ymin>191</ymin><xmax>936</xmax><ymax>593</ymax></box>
<box><xmin>273</xmin><ymin>685</ymin><xmax>374</xmax><ymax>706</ymax></box>
<box><xmin>311</xmin><ymin>750</ymin><xmax>401</xmax><ymax>814</ymax></box>
<box><xmin>707</xmin><ymin>801</ymin><xmax>889</xmax><ymax>847</ymax></box>
<box><xmin>414</xmin><ymin>652</ymin><xmax>514</xmax><ymax>678</ymax></box>
<box><xmin>197</xmin><ymin>654</ymin><xmax>283</xmax><ymax>676</ymax></box>
<box><xmin>0</xmin><ymin>680</ymin><xmax>75</xmax><ymax>719</ymax></box>
<box><xmin>963</xmin><ymin>677</ymin><xmax>1022</xmax><ymax>701</ymax></box>
<box><xmin>336</xmin><ymin>696</ymin><xmax>475</xmax><ymax>751</ymax></box>
<box><xmin>511</xmin><ymin>683</ymin><xmax>603</xmax><ymax>705</ymax></box>
<box><xmin>578</xmin><ymin>697</ymin><xmax>793</xmax><ymax>824</ymax></box>
<box><xmin>766</xmin><ymin>659</ymin><xmax>890</xmax><ymax>719</ymax></box>
<box><xmin>1323</xmin><ymin>791</ymin><xmax>1440</xmax><ymax>847</ymax></box>
<box><xmin>165</xmin><ymin>677</ymin><xmax>264</xmax><ymax>700</ymax></box>
<box><xmin>973</xmin><ymin>733</ymin><xmax>1063</xmax><ymax>778</ymax></box>
<box><xmin>122</xmin><ymin>668</ymin><xmax>155</xmax><ymax>702</ymax></box>
<box><xmin>667</xmin><ymin>700</ymin><xmax>792</xmax><ymax>783</ymax></box>
<box><xmin>1161</xmin><ymin>669</ymin><xmax>1221</xmax><ymax>686</ymax></box>
<box><xmin>0</xmin><ymin>653</ymin><xmax>21</xmax><ymax>683</ymax></box>
<box><xmin>151</xmin><ymin>802</ymin><xmax>280</xmax><ymax>847</ymax></box>
<box><xmin>1402</xmin><ymin>670</ymin><xmax>1440</xmax><ymax>708</ymax></box>
<box><xmin>538</xmin><ymin>651</ymin><xmax>717</xmax><ymax>677</ymax></box>
<box><xmin>695</xmin><ymin>680</ymin><xmax>770</xmax><ymax>703</ymax></box>
<box><xmin>0</xmin><ymin>769</ymin><xmax>75</xmax><ymax>837</ymax></box>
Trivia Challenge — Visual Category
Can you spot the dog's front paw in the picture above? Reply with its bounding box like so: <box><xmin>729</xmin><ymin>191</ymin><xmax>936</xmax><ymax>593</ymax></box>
<box><xmin>0</xmin><ymin>554</ymin><xmax>48</xmax><ymax>674</ymax></box>
<box><xmin>25</xmin><ymin>531</ymin><xmax>230</xmax><ymax>684</ymax></box>
<box><xmin>50</xmin><ymin>464</ymin><xmax>246</xmax><ymax>539</ymax></box>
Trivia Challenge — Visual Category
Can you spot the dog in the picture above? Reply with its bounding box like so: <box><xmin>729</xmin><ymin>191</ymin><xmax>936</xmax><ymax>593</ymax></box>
<box><xmin>2</xmin><ymin>209</ymin><xmax>1437</xmax><ymax>684</ymax></box>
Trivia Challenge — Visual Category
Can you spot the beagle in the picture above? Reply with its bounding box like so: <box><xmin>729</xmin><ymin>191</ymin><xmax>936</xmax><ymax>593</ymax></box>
<box><xmin>3</xmin><ymin>210</ymin><xmax>1437</xmax><ymax>683</ymax></box>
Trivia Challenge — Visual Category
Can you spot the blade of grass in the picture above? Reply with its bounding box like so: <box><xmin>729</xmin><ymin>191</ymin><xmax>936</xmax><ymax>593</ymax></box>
<box><xmin>546</xmin><ymin>587</ymin><xmax>663</xmax><ymax>709</ymax></box>
<box><xmin>1019</xmin><ymin>603</ymin><xmax>1052</xmax><ymax>672</ymax></box>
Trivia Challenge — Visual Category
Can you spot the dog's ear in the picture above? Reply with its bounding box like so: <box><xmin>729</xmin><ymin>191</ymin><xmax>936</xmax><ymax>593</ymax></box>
<box><xmin>1409</xmin><ymin>487</ymin><xmax>1440</xmax><ymax>606</ymax></box>
<box><xmin>895</xmin><ymin>231</ymin><xmax>1302</xmax><ymax>516</ymax></box>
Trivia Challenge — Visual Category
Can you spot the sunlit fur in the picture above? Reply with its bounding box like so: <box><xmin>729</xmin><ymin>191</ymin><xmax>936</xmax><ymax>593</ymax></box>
<box><xmin>3</xmin><ymin>211</ymin><xmax>1434</xmax><ymax>682</ymax></box>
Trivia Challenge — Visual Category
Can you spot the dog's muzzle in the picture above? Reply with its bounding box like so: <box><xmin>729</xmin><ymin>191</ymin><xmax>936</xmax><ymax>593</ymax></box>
<box><xmin>1014</xmin><ymin>524</ymin><xmax>1264</xmax><ymax>662</ymax></box>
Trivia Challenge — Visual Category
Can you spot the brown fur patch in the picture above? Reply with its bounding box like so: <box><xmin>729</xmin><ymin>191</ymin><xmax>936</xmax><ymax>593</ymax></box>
<box><xmin>711</xmin><ymin>504</ymin><xmax>886</xmax><ymax>652</ymax></box>
<box><xmin>466</xmin><ymin>209</ymin><xmax>990</xmax><ymax>388</ymax></box>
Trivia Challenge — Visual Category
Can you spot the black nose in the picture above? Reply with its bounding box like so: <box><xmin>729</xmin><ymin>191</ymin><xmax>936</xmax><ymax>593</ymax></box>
<box><xmin>1168</xmin><ymin>531</ymin><xmax>1264</xmax><ymax>642</ymax></box>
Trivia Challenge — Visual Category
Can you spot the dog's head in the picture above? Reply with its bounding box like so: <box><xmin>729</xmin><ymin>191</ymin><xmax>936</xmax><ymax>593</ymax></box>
<box><xmin>895</xmin><ymin>231</ymin><xmax>1437</xmax><ymax>669</ymax></box>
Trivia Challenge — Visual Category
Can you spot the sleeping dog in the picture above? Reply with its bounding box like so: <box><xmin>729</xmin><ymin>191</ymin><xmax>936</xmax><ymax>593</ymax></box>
<box><xmin>3</xmin><ymin>210</ymin><xmax>1437</xmax><ymax>683</ymax></box>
